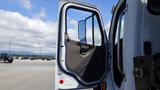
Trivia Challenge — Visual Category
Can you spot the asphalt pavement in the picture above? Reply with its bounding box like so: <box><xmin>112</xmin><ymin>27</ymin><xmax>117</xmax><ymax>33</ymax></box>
<box><xmin>0</xmin><ymin>59</ymin><xmax>55</xmax><ymax>90</ymax></box>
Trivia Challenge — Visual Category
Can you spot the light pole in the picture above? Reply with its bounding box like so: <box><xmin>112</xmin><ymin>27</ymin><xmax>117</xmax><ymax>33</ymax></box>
<box><xmin>9</xmin><ymin>40</ymin><xmax>11</xmax><ymax>54</ymax></box>
<box><xmin>40</xmin><ymin>47</ymin><xmax>42</xmax><ymax>58</ymax></box>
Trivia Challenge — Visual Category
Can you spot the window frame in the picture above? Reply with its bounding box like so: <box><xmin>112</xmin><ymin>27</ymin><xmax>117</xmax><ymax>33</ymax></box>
<box><xmin>113</xmin><ymin>11</ymin><xmax>125</xmax><ymax>87</ymax></box>
<box><xmin>116</xmin><ymin>11</ymin><xmax>125</xmax><ymax>73</ymax></box>
<box><xmin>109</xmin><ymin>0</ymin><xmax>126</xmax><ymax>87</ymax></box>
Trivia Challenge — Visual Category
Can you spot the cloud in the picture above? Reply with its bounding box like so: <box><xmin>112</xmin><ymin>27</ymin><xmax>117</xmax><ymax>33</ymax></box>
<box><xmin>0</xmin><ymin>9</ymin><xmax>57</xmax><ymax>53</ymax></box>
<box><xmin>35</xmin><ymin>7</ymin><xmax>46</xmax><ymax>19</ymax></box>
<box><xmin>19</xmin><ymin>0</ymin><xmax>32</xmax><ymax>10</ymax></box>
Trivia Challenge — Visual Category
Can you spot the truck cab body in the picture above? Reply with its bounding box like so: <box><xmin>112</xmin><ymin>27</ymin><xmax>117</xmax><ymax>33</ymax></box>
<box><xmin>56</xmin><ymin>0</ymin><xmax>160</xmax><ymax>90</ymax></box>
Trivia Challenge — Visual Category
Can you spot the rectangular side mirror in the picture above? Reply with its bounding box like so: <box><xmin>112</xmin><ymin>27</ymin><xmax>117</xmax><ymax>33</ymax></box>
<box><xmin>78</xmin><ymin>20</ymin><xmax>86</xmax><ymax>43</ymax></box>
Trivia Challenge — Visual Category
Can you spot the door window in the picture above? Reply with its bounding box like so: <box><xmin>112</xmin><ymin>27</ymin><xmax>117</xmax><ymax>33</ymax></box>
<box><xmin>67</xmin><ymin>9</ymin><xmax>102</xmax><ymax>46</ymax></box>
<box><xmin>113</xmin><ymin>12</ymin><xmax>125</xmax><ymax>87</ymax></box>
<box><xmin>65</xmin><ymin>8</ymin><xmax>106</xmax><ymax>83</ymax></box>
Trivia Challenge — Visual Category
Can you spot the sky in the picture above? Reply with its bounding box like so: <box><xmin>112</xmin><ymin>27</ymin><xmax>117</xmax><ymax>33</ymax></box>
<box><xmin>0</xmin><ymin>0</ymin><xmax>118</xmax><ymax>54</ymax></box>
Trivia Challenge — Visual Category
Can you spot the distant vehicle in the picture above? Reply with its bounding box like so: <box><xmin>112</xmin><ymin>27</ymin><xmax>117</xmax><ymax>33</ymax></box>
<box><xmin>21</xmin><ymin>56</ymin><xmax>29</xmax><ymax>60</ymax></box>
<box><xmin>1</xmin><ymin>53</ymin><xmax>13</xmax><ymax>63</ymax></box>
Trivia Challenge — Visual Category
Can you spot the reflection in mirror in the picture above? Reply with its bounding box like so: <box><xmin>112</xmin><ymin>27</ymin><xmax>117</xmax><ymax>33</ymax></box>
<box><xmin>86</xmin><ymin>16</ymin><xmax>93</xmax><ymax>45</ymax></box>
<box><xmin>78</xmin><ymin>20</ymin><xmax>86</xmax><ymax>44</ymax></box>
<box><xmin>94</xmin><ymin>15</ymin><xmax>102</xmax><ymax>46</ymax></box>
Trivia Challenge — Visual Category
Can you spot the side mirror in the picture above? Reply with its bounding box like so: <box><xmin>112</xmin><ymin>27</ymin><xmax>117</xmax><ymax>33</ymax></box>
<box><xmin>78</xmin><ymin>20</ymin><xmax>86</xmax><ymax>44</ymax></box>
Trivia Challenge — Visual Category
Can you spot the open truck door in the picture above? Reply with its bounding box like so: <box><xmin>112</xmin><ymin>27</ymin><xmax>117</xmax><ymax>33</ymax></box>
<box><xmin>56</xmin><ymin>1</ymin><xmax>108</xmax><ymax>90</ymax></box>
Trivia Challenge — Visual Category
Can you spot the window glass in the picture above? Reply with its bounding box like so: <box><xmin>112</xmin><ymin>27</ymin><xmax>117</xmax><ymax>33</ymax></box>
<box><xmin>67</xmin><ymin>9</ymin><xmax>92</xmax><ymax>42</ymax></box>
<box><xmin>120</xmin><ymin>15</ymin><xmax>125</xmax><ymax>39</ymax></box>
<box><xmin>115</xmin><ymin>20</ymin><xmax>120</xmax><ymax>44</ymax></box>
<box><xmin>67</xmin><ymin>9</ymin><xmax>102</xmax><ymax>46</ymax></box>
<box><xmin>115</xmin><ymin>14</ymin><xmax>125</xmax><ymax>44</ymax></box>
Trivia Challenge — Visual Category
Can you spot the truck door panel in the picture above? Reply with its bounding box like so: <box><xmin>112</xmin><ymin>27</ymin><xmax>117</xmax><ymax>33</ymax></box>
<box><xmin>57</xmin><ymin>1</ymin><xmax>107</xmax><ymax>88</ymax></box>
<box><xmin>66</xmin><ymin>38</ymin><xmax>106</xmax><ymax>82</ymax></box>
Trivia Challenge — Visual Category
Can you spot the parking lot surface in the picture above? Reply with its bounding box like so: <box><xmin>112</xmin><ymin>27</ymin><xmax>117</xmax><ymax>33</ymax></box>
<box><xmin>0</xmin><ymin>59</ymin><xmax>55</xmax><ymax>90</ymax></box>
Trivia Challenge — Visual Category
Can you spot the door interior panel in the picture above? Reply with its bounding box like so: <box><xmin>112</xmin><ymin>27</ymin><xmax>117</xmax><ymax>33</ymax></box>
<box><xmin>66</xmin><ymin>39</ymin><xmax>95</xmax><ymax>74</ymax></box>
<box><xmin>66</xmin><ymin>39</ymin><xmax>106</xmax><ymax>82</ymax></box>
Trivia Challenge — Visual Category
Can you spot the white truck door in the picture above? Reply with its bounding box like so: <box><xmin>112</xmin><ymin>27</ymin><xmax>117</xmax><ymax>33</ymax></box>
<box><xmin>57</xmin><ymin>1</ymin><xmax>108</xmax><ymax>90</ymax></box>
